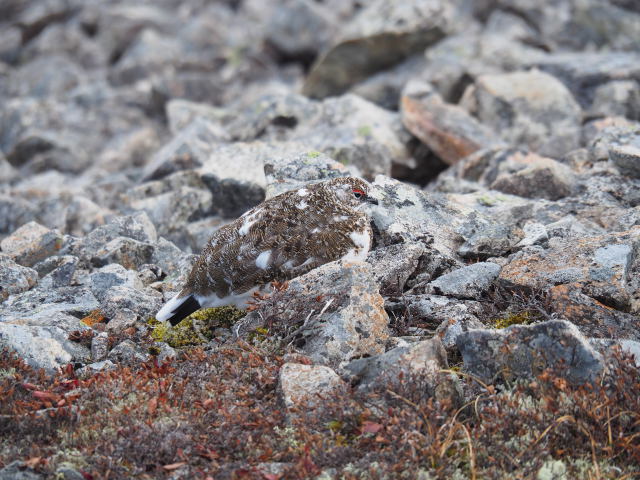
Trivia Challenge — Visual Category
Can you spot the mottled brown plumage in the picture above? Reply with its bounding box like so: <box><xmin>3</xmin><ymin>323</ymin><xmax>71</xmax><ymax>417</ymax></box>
<box><xmin>156</xmin><ymin>177</ymin><xmax>378</xmax><ymax>325</ymax></box>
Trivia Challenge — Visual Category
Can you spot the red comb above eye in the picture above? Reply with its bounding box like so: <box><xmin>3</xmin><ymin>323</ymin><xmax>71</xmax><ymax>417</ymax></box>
<box><xmin>353</xmin><ymin>188</ymin><xmax>365</xmax><ymax>194</ymax></box>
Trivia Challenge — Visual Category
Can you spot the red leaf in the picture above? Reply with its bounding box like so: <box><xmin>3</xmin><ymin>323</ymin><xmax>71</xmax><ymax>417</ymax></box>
<box><xmin>262</xmin><ymin>474</ymin><xmax>280</xmax><ymax>480</ymax></box>
<box><xmin>22</xmin><ymin>383</ymin><xmax>37</xmax><ymax>391</ymax></box>
<box><xmin>162</xmin><ymin>462</ymin><xmax>186</xmax><ymax>471</ymax></box>
<box><xmin>361</xmin><ymin>421</ymin><xmax>383</xmax><ymax>434</ymax></box>
<box><xmin>33</xmin><ymin>391</ymin><xmax>55</xmax><ymax>401</ymax></box>
<box><xmin>80</xmin><ymin>471</ymin><xmax>94</xmax><ymax>480</ymax></box>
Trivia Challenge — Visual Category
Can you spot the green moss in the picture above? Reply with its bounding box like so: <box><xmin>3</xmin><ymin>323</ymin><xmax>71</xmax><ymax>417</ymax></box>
<box><xmin>493</xmin><ymin>311</ymin><xmax>534</xmax><ymax>329</ymax></box>
<box><xmin>247</xmin><ymin>326</ymin><xmax>270</xmax><ymax>344</ymax></box>
<box><xmin>148</xmin><ymin>306</ymin><xmax>246</xmax><ymax>348</ymax></box>
<box><xmin>307</xmin><ymin>150</ymin><xmax>322</xmax><ymax>158</ymax></box>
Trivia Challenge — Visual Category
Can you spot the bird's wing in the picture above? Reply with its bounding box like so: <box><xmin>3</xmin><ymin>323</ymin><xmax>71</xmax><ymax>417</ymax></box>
<box><xmin>192</xmin><ymin>189</ymin><xmax>365</xmax><ymax>296</ymax></box>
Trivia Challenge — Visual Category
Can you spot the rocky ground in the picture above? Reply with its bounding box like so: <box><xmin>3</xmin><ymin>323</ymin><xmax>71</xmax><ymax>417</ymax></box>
<box><xmin>1</xmin><ymin>0</ymin><xmax>640</xmax><ymax>478</ymax></box>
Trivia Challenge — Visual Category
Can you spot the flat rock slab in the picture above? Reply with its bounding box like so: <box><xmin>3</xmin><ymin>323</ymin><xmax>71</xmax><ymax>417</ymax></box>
<box><xmin>1</xmin><ymin>221</ymin><xmax>63</xmax><ymax>267</ymax></box>
<box><xmin>500</xmin><ymin>226</ymin><xmax>640</xmax><ymax>312</ymax></box>
<box><xmin>0</xmin><ymin>254</ymin><xmax>38</xmax><ymax>302</ymax></box>
<box><xmin>303</xmin><ymin>0</ymin><xmax>451</xmax><ymax>98</ymax></box>
<box><xmin>457</xmin><ymin>320</ymin><xmax>604</xmax><ymax>385</ymax></box>
<box><xmin>0</xmin><ymin>323</ymin><xmax>90</xmax><ymax>373</ymax></box>
<box><xmin>429</xmin><ymin>261</ymin><xmax>501</xmax><ymax>300</ymax></box>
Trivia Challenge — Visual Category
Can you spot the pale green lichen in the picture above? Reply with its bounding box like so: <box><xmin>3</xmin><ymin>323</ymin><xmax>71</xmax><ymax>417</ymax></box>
<box><xmin>357</xmin><ymin>125</ymin><xmax>372</xmax><ymax>137</ymax></box>
<box><xmin>148</xmin><ymin>306</ymin><xmax>245</xmax><ymax>348</ymax></box>
<box><xmin>307</xmin><ymin>150</ymin><xmax>322</xmax><ymax>158</ymax></box>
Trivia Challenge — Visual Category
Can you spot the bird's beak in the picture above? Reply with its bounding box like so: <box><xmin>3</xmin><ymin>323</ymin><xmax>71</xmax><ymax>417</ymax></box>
<box><xmin>365</xmin><ymin>195</ymin><xmax>379</xmax><ymax>205</ymax></box>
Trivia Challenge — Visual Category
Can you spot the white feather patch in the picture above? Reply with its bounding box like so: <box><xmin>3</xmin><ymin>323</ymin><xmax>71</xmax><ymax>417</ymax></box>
<box><xmin>239</xmin><ymin>209</ymin><xmax>262</xmax><ymax>236</ymax></box>
<box><xmin>156</xmin><ymin>292</ymin><xmax>190</xmax><ymax>322</ymax></box>
<box><xmin>195</xmin><ymin>287</ymin><xmax>259</xmax><ymax>309</ymax></box>
<box><xmin>297</xmin><ymin>188</ymin><xmax>309</xmax><ymax>196</ymax></box>
<box><xmin>255</xmin><ymin>250</ymin><xmax>272</xmax><ymax>269</ymax></box>
<box><xmin>296</xmin><ymin>200</ymin><xmax>308</xmax><ymax>209</ymax></box>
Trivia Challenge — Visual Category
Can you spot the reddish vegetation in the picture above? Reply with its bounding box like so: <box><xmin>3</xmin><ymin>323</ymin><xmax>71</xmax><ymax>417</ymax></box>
<box><xmin>1</xmin><ymin>346</ymin><xmax>639</xmax><ymax>479</ymax></box>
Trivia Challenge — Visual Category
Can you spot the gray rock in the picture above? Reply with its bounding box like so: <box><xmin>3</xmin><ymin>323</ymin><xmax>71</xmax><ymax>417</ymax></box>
<box><xmin>370</xmin><ymin>176</ymin><xmax>463</xmax><ymax>262</ymax></box>
<box><xmin>279</xmin><ymin>363</ymin><xmax>347</xmax><ymax>413</ymax></box>
<box><xmin>100</xmin><ymin>285</ymin><xmax>163</xmax><ymax>321</ymax></box>
<box><xmin>54</xmin><ymin>466</ymin><xmax>86</xmax><ymax>480</ymax></box>
<box><xmin>590</xmin><ymin>338</ymin><xmax>640</xmax><ymax>368</ymax></box>
<box><xmin>435</xmin><ymin>314</ymin><xmax>485</xmax><ymax>351</ymax></box>
<box><xmin>7</xmin><ymin>54</ymin><xmax>85</xmax><ymax>99</ymax></box>
<box><xmin>71</xmin><ymin>212</ymin><xmax>157</xmax><ymax>264</ymax></box>
<box><xmin>500</xmin><ymin>226</ymin><xmax>640</xmax><ymax>313</ymax></box>
<box><xmin>263</xmin><ymin>151</ymin><xmax>352</xmax><ymax>199</ymax></box>
<box><xmin>91</xmin><ymin>332</ymin><xmax>109</xmax><ymax>362</ymax></box>
<box><xmin>106</xmin><ymin>309</ymin><xmax>139</xmax><ymax>333</ymax></box>
<box><xmin>456</xmin><ymin>212</ymin><xmax>519</xmax><ymax>260</ymax></box>
<box><xmin>343</xmin><ymin>337</ymin><xmax>462</xmax><ymax>405</ymax></box>
<box><xmin>90</xmin><ymin>237</ymin><xmax>155</xmax><ymax>270</ymax></box>
<box><xmin>0</xmin><ymin>324</ymin><xmax>91</xmax><ymax>373</ymax></box>
<box><xmin>447</xmin><ymin>149</ymin><xmax>577</xmax><ymax>201</ymax></box>
<box><xmin>429</xmin><ymin>262</ymin><xmax>501</xmax><ymax>300</ymax></box>
<box><xmin>516</xmin><ymin>222</ymin><xmax>549</xmax><ymax>248</ymax></box>
<box><xmin>401</xmin><ymin>80</ymin><xmax>502</xmax><ymax>165</ymax></box>
<box><xmin>76</xmin><ymin>360</ymin><xmax>117</xmax><ymax>379</ymax></box>
<box><xmin>609</xmin><ymin>134</ymin><xmax>640</xmax><ymax>179</ymax></box>
<box><xmin>107</xmin><ymin>339</ymin><xmax>150</xmax><ymax>364</ymax></box>
<box><xmin>250</xmin><ymin>260</ymin><xmax>390</xmax><ymax>369</ymax></box>
<box><xmin>154</xmin><ymin>342</ymin><xmax>176</xmax><ymax>363</ymax></box>
<box><xmin>303</xmin><ymin>0</ymin><xmax>452</xmax><ymax>98</ymax></box>
<box><xmin>365</xmin><ymin>241</ymin><xmax>425</xmax><ymax>296</ymax></box>
<box><xmin>457</xmin><ymin>320</ymin><xmax>605</xmax><ymax>385</ymax></box>
<box><xmin>587</xmin><ymin>81</ymin><xmax>640</xmax><ymax>120</ymax></box>
<box><xmin>166</xmin><ymin>99</ymin><xmax>232</xmax><ymax>136</ymax></box>
<box><xmin>265</xmin><ymin>0</ymin><xmax>337</xmax><ymax>60</ymax></box>
<box><xmin>142</xmin><ymin>118</ymin><xmax>230</xmax><ymax>181</ymax></box>
<box><xmin>0</xmin><ymin>194</ymin><xmax>37</xmax><ymax>235</ymax></box>
<box><xmin>151</xmin><ymin>237</ymin><xmax>196</xmax><ymax>291</ymax></box>
<box><xmin>0</xmin><ymin>287</ymin><xmax>99</xmax><ymax>328</ymax></box>
<box><xmin>0</xmin><ymin>461</ymin><xmax>43</xmax><ymax>480</ymax></box>
<box><xmin>88</xmin><ymin>264</ymin><xmax>142</xmax><ymax>300</ymax></box>
<box><xmin>468</xmin><ymin>70</ymin><xmax>582</xmax><ymax>158</ymax></box>
<box><xmin>0</xmin><ymin>254</ymin><xmax>38</xmax><ymax>302</ymax></box>
<box><xmin>1</xmin><ymin>221</ymin><xmax>63</xmax><ymax>267</ymax></box>
<box><xmin>33</xmin><ymin>255</ymin><xmax>79</xmax><ymax>288</ymax></box>
<box><xmin>185</xmin><ymin>217</ymin><xmax>228</xmax><ymax>253</ymax></box>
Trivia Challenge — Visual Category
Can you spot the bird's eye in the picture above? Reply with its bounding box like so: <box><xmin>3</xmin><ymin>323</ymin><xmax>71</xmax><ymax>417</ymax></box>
<box><xmin>353</xmin><ymin>188</ymin><xmax>365</xmax><ymax>199</ymax></box>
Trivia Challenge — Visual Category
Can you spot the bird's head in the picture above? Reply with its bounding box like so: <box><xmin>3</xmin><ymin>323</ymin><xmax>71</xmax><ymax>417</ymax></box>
<box><xmin>326</xmin><ymin>177</ymin><xmax>379</xmax><ymax>210</ymax></box>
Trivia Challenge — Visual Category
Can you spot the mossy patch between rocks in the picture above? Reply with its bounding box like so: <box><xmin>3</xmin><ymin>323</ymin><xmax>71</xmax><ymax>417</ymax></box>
<box><xmin>148</xmin><ymin>306</ymin><xmax>245</xmax><ymax>348</ymax></box>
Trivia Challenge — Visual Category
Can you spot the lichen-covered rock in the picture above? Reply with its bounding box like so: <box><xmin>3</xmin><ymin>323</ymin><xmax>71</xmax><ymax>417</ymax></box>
<box><xmin>0</xmin><ymin>461</ymin><xmax>43</xmax><ymax>480</ymax></box>
<box><xmin>90</xmin><ymin>237</ymin><xmax>155</xmax><ymax>270</ymax></box>
<box><xmin>303</xmin><ymin>0</ymin><xmax>452</xmax><ymax>98</ymax></box>
<box><xmin>500</xmin><ymin>227</ymin><xmax>640</xmax><ymax>312</ymax></box>
<box><xmin>263</xmin><ymin>151</ymin><xmax>352</xmax><ymax>199</ymax></box>
<box><xmin>279</xmin><ymin>363</ymin><xmax>347</xmax><ymax>412</ymax></box>
<box><xmin>343</xmin><ymin>337</ymin><xmax>462</xmax><ymax>406</ymax></box>
<box><xmin>429</xmin><ymin>262</ymin><xmax>501</xmax><ymax>300</ymax></box>
<box><xmin>1</xmin><ymin>221</ymin><xmax>63</xmax><ymax>267</ymax></box>
<box><xmin>457</xmin><ymin>320</ymin><xmax>605</xmax><ymax>385</ymax></box>
<box><xmin>365</xmin><ymin>241</ymin><xmax>425</xmax><ymax>296</ymax></box>
<box><xmin>0</xmin><ymin>324</ymin><xmax>91</xmax><ymax>373</ymax></box>
<box><xmin>100</xmin><ymin>285</ymin><xmax>163</xmax><ymax>320</ymax></box>
<box><xmin>33</xmin><ymin>255</ymin><xmax>79</xmax><ymax>289</ymax></box>
<box><xmin>548</xmin><ymin>284</ymin><xmax>640</xmax><ymax>341</ymax></box>
<box><xmin>251</xmin><ymin>260</ymin><xmax>390</xmax><ymax>369</ymax></box>
<box><xmin>0</xmin><ymin>254</ymin><xmax>38</xmax><ymax>302</ymax></box>
<box><xmin>466</xmin><ymin>70</ymin><xmax>582</xmax><ymax>158</ymax></box>
<box><xmin>401</xmin><ymin>80</ymin><xmax>502</xmax><ymax>165</ymax></box>
<box><xmin>107</xmin><ymin>339</ymin><xmax>150</xmax><ymax>364</ymax></box>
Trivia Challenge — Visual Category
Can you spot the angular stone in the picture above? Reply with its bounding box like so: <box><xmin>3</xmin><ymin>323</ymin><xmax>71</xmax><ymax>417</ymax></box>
<box><xmin>263</xmin><ymin>151</ymin><xmax>352</xmax><ymax>199</ymax></box>
<box><xmin>500</xmin><ymin>227</ymin><xmax>640</xmax><ymax>312</ymax></box>
<box><xmin>457</xmin><ymin>320</ymin><xmax>604</xmax><ymax>385</ymax></box>
<box><xmin>0</xmin><ymin>461</ymin><xmax>43</xmax><ymax>480</ymax></box>
<box><xmin>548</xmin><ymin>285</ymin><xmax>640</xmax><ymax>341</ymax></box>
<box><xmin>91</xmin><ymin>237</ymin><xmax>155</xmax><ymax>270</ymax></box>
<box><xmin>91</xmin><ymin>332</ymin><xmax>110</xmax><ymax>362</ymax></box>
<box><xmin>0</xmin><ymin>254</ymin><xmax>38</xmax><ymax>302</ymax></box>
<box><xmin>279</xmin><ymin>363</ymin><xmax>347</xmax><ymax>412</ymax></box>
<box><xmin>88</xmin><ymin>264</ymin><xmax>143</xmax><ymax>301</ymax></box>
<box><xmin>587</xmin><ymin>80</ymin><xmax>640</xmax><ymax>120</ymax></box>
<box><xmin>469</xmin><ymin>70</ymin><xmax>582</xmax><ymax>158</ymax></box>
<box><xmin>343</xmin><ymin>338</ymin><xmax>462</xmax><ymax>405</ymax></box>
<box><xmin>252</xmin><ymin>261</ymin><xmax>390</xmax><ymax>369</ymax></box>
<box><xmin>0</xmin><ymin>194</ymin><xmax>37</xmax><ymax>235</ymax></box>
<box><xmin>0</xmin><ymin>324</ymin><xmax>91</xmax><ymax>373</ymax></box>
<box><xmin>76</xmin><ymin>360</ymin><xmax>117</xmax><ymax>379</ymax></box>
<box><xmin>609</xmin><ymin>133</ymin><xmax>640</xmax><ymax>179</ymax></box>
<box><xmin>429</xmin><ymin>262</ymin><xmax>501</xmax><ymax>300</ymax></box>
<box><xmin>401</xmin><ymin>80</ymin><xmax>502</xmax><ymax>165</ymax></box>
<box><xmin>456</xmin><ymin>212</ymin><xmax>520</xmax><ymax>260</ymax></box>
<box><xmin>303</xmin><ymin>0</ymin><xmax>451</xmax><ymax>98</ymax></box>
<box><xmin>107</xmin><ymin>339</ymin><xmax>150</xmax><ymax>364</ymax></box>
<box><xmin>106</xmin><ymin>309</ymin><xmax>139</xmax><ymax>333</ymax></box>
<box><xmin>365</xmin><ymin>241</ymin><xmax>425</xmax><ymax>296</ymax></box>
<box><xmin>166</xmin><ymin>99</ymin><xmax>231</xmax><ymax>136</ymax></box>
<box><xmin>1</xmin><ymin>221</ymin><xmax>63</xmax><ymax>267</ymax></box>
<box><xmin>100</xmin><ymin>285</ymin><xmax>163</xmax><ymax>321</ymax></box>
<box><xmin>516</xmin><ymin>222</ymin><xmax>549</xmax><ymax>248</ymax></box>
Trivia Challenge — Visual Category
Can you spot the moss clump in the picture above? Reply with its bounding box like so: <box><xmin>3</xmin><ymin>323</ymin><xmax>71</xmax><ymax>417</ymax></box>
<box><xmin>493</xmin><ymin>311</ymin><xmax>534</xmax><ymax>329</ymax></box>
<box><xmin>306</xmin><ymin>150</ymin><xmax>322</xmax><ymax>158</ymax></box>
<box><xmin>148</xmin><ymin>306</ymin><xmax>245</xmax><ymax>348</ymax></box>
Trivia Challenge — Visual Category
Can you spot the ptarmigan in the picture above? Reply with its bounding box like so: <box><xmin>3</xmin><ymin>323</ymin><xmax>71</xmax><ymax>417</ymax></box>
<box><xmin>156</xmin><ymin>177</ymin><xmax>379</xmax><ymax>325</ymax></box>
